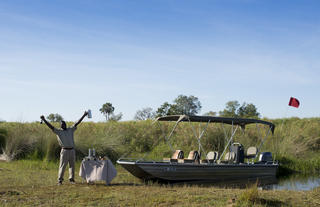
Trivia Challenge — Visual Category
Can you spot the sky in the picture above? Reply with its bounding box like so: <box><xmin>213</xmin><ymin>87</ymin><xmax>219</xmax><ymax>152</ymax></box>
<box><xmin>0</xmin><ymin>0</ymin><xmax>319</xmax><ymax>122</ymax></box>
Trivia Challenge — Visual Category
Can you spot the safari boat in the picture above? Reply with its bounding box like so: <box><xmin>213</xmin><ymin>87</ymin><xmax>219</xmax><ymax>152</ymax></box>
<box><xmin>117</xmin><ymin>115</ymin><xmax>278</xmax><ymax>184</ymax></box>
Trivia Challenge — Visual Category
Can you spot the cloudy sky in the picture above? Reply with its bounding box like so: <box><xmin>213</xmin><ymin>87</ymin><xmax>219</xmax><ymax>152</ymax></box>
<box><xmin>0</xmin><ymin>0</ymin><xmax>319</xmax><ymax>122</ymax></box>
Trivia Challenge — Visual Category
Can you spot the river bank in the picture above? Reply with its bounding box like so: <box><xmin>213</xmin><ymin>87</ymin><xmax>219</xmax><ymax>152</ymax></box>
<box><xmin>0</xmin><ymin>160</ymin><xmax>319</xmax><ymax>207</ymax></box>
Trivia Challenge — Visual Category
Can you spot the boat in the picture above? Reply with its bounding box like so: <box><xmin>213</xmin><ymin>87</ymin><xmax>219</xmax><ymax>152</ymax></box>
<box><xmin>117</xmin><ymin>115</ymin><xmax>278</xmax><ymax>184</ymax></box>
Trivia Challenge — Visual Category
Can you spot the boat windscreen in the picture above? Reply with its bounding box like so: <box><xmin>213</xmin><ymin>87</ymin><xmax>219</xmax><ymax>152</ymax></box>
<box><xmin>155</xmin><ymin>115</ymin><xmax>275</xmax><ymax>134</ymax></box>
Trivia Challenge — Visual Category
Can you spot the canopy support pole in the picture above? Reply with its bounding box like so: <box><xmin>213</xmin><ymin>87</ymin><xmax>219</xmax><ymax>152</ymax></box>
<box><xmin>196</xmin><ymin>120</ymin><xmax>210</xmax><ymax>157</ymax></box>
<box><xmin>164</xmin><ymin>118</ymin><xmax>183</xmax><ymax>153</ymax></box>
<box><xmin>219</xmin><ymin>122</ymin><xmax>239</xmax><ymax>162</ymax></box>
<box><xmin>256</xmin><ymin>127</ymin><xmax>272</xmax><ymax>158</ymax></box>
<box><xmin>189</xmin><ymin>119</ymin><xmax>208</xmax><ymax>157</ymax></box>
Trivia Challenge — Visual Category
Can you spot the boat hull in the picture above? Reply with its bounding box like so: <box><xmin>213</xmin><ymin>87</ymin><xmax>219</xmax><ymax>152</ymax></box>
<box><xmin>117</xmin><ymin>159</ymin><xmax>278</xmax><ymax>184</ymax></box>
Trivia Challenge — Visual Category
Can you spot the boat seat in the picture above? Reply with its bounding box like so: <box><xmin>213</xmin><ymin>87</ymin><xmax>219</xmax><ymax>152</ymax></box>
<box><xmin>245</xmin><ymin>146</ymin><xmax>257</xmax><ymax>159</ymax></box>
<box><xmin>173</xmin><ymin>150</ymin><xmax>184</xmax><ymax>159</ymax></box>
<box><xmin>184</xmin><ymin>150</ymin><xmax>200</xmax><ymax>163</ymax></box>
<box><xmin>168</xmin><ymin>150</ymin><xmax>184</xmax><ymax>162</ymax></box>
<box><xmin>201</xmin><ymin>151</ymin><xmax>218</xmax><ymax>163</ymax></box>
<box><xmin>223</xmin><ymin>151</ymin><xmax>236</xmax><ymax>163</ymax></box>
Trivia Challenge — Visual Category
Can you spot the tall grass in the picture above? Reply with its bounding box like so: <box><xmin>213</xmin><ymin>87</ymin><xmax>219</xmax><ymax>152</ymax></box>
<box><xmin>236</xmin><ymin>182</ymin><xmax>259</xmax><ymax>206</ymax></box>
<box><xmin>0</xmin><ymin>117</ymin><xmax>320</xmax><ymax>174</ymax></box>
<box><xmin>0</xmin><ymin>127</ymin><xmax>7</xmax><ymax>153</ymax></box>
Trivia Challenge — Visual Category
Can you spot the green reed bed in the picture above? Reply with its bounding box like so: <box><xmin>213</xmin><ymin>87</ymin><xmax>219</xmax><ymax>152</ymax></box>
<box><xmin>0</xmin><ymin>117</ymin><xmax>320</xmax><ymax>175</ymax></box>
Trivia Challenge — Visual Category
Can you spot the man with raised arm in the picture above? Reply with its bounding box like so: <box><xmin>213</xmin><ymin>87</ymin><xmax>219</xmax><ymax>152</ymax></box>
<box><xmin>40</xmin><ymin>111</ymin><xmax>88</xmax><ymax>185</ymax></box>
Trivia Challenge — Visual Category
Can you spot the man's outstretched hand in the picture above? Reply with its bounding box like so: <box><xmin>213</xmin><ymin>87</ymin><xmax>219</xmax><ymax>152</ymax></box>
<box><xmin>40</xmin><ymin>115</ymin><xmax>55</xmax><ymax>130</ymax></box>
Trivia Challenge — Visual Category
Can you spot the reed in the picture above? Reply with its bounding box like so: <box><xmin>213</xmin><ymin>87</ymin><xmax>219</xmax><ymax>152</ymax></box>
<box><xmin>236</xmin><ymin>182</ymin><xmax>259</xmax><ymax>206</ymax></box>
<box><xmin>0</xmin><ymin>127</ymin><xmax>7</xmax><ymax>153</ymax></box>
<box><xmin>0</xmin><ymin>117</ymin><xmax>319</xmax><ymax>175</ymax></box>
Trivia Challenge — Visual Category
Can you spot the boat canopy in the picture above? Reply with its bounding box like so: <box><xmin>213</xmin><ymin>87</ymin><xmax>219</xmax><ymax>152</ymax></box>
<box><xmin>155</xmin><ymin>115</ymin><xmax>275</xmax><ymax>134</ymax></box>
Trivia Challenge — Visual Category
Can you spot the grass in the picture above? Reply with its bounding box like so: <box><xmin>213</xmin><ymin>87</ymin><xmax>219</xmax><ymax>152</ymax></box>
<box><xmin>1</xmin><ymin>117</ymin><xmax>320</xmax><ymax>175</ymax></box>
<box><xmin>277</xmin><ymin>155</ymin><xmax>320</xmax><ymax>176</ymax></box>
<box><xmin>0</xmin><ymin>160</ymin><xmax>320</xmax><ymax>207</ymax></box>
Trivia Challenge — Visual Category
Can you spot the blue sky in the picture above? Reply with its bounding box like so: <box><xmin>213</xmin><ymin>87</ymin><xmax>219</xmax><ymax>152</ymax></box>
<box><xmin>0</xmin><ymin>0</ymin><xmax>319</xmax><ymax>122</ymax></box>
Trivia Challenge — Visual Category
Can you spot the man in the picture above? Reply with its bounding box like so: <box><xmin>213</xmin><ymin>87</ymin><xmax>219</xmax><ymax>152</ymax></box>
<box><xmin>40</xmin><ymin>111</ymin><xmax>88</xmax><ymax>185</ymax></box>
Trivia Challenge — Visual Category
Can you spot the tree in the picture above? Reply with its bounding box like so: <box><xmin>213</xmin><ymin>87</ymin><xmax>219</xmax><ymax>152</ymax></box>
<box><xmin>219</xmin><ymin>101</ymin><xmax>240</xmax><ymax>117</ymax></box>
<box><xmin>156</xmin><ymin>95</ymin><xmax>202</xmax><ymax>117</ymax></box>
<box><xmin>238</xmin><ymin>103</ymin><xmax>260</xmax><ymax>118</ymax></box>
<box><xmin>46</xmin><ymin>113</ymin><xmax>64</xmax><ymax>122</ymax></box>
<box><xmin>156</xmin><ymin>102</ymin><xmax>176</xmax><ymax>117</ymax></box>
<box><xmin>134</xmin><ymin>107</ymin><xmax>156</xmax><ymax>120</ymax></box>
<box><xmin>219</xmin><ymin>100</ymin><xmax>260</xmax><ymax>118</ymax></box>
<box><xmin>173</xmin><ymin>95</ymin><xmax>201</xmax><ymax>115</ymax></box>
<box><xmin>100</xmin><ymin>102</ymin><xmax>115</xmax><ymax>121</ymax></box>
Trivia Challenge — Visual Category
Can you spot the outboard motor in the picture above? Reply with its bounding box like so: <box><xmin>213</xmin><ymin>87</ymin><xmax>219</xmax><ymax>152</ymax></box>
<box><xmin>231</xmin><ymin>143</ymin><xmax>245</xmax><ymax>163</ymax></box>
<box><xmin>259</xmin><ymin>152</ymin><xmax>273</xmax><ymax>162</ymax></box>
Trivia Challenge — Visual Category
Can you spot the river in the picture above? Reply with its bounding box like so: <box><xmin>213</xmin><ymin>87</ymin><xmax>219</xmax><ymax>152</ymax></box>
<box><xmin>264</xmin><ymin>175</ymin><xmax>320</xmax><ymax>191</ymax></box>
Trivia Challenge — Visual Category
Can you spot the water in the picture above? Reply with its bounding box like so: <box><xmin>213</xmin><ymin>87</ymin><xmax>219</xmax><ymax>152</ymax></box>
<box><xmin>197</xmin><ymin>175</ymin><xmax>320</xmax><ymax>191</ymax></box>
<box><xmin>264</xmin><ymin>175</ymin><xmax>320</xmax><ymax>191</ymax></box>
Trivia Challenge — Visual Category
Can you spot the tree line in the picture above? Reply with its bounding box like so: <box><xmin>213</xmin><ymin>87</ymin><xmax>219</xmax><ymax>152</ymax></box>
<box><xmin>46</xmin><ymin>94</ymin><xmax>260</xmax><ymax>122</ymax></box>
<box><xmin>134</xmin><ymin>95</ymin><xmax>260</xmax><ymax>120</ymax></box>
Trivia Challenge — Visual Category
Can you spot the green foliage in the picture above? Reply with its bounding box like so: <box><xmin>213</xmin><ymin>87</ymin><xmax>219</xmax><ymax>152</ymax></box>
<box><xmin>1</xmin><ymin>117</ymin><xmax>320</xmax><ymax>176</ymax></box>
<box><xmin>100</xmin><ymin>102</ymin><xmax>122</xmax><ymax>122</ymax></box>
<box><xmin>156</xmin><ymin>95</ymin><xmax>202</xmax><ymax>117</ymax></box>
<box><xmin>156</xmin><ymin>102</ymin><xmax>177</xmax><ymax>117</ymax></box>
<box><xmin>201</xmin><ymin>127</ymin><xmax>225</xmax><ymax>154</ymax></box>
<box><xmin>173</xmin><ymin>95</ymin><xmax>201</xmax><ymax>115</ymax></box>
<box><xmin>219</xmin><ymin>100</ymin><xmax>260</xmax><ymax>118</ymax></box>
<box><xmin>220</xmin><ymin>100</ymin><xmax>240</xmax><ymax>117</ymax></box>
<box><xmin>1</xmin><ymin>123</ymin><xmax>41</xmax><ymax>160</ymax></box>
<box><xmin>277</xmin><ymin>155</ymin><xmax>320</xmax><ymax>175</ymax></box>
<box><xmin>100</xmin><ymin>102</ymin><xmax>115</xmax><ymax>121</ymax></box>
<box><xmin>238</xmin><ymin>103</ymin><xmax>260</xmax><ymax>118</ymax></box>
<box><xmin>46</xmin><ymin>113</ymin><xmax>64</xmax><ymax>122</ymax></box>
<box><xmin>236</xmin><ymin>182</ymin><xmax>259</xmax><ymax>206</ymax></box>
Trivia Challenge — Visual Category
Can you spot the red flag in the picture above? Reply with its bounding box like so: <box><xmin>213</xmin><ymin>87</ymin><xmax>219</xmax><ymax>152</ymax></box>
<box><xmin>288</xmin><ymin>97</ymin><xmax>300</xmax><ymax>108</ymax></box>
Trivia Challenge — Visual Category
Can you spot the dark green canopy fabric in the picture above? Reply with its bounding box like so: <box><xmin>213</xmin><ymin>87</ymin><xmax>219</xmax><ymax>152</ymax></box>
<box><xmin>155</xmin><ymin>115</ymin><xmax>275</xmax><ymax>134</ymax></box>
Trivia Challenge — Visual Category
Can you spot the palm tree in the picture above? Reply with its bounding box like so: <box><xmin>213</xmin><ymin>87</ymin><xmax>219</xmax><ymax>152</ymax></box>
<box><xmin>100</xmin><ymin>102</ymin><xmax>115</xmax><ymax>121</ymax></box>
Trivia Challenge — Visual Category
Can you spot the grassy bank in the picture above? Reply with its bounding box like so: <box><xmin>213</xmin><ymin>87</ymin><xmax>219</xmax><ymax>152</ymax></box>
<box><xmin>0</xmin><ymin>160</ymin><xmax>320</xmax><ymax>207</ymax></box>
<box><xmin>0</xmin><ymin>117</ymin><xmax>320</xmax><ymax>175</ymax></box>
